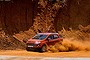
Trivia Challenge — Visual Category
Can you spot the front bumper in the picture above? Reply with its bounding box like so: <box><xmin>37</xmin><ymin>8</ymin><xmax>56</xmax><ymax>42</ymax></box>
<box><xmin>26</xmin><ymin>43</ymin><xmax>41</xmax><ymax>48</ymax></box>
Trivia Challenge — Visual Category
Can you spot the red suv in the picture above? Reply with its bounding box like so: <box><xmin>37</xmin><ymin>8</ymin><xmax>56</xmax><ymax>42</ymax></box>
<box><xmin>26</xmin><ymin>33</ymin><xmax>63</xmax><ymax>52</ymax></box>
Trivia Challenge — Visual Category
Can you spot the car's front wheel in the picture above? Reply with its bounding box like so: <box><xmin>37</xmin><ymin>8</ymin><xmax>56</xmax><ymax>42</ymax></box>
<box><xmin>26</xmin><ymin>47</ymin><xmax>31</xmax><ymax>51</ymax></box>
<box><xmin>41</xmin><ymin>45</ymin><xmax>47</xmax><ymax>52</ymax></box>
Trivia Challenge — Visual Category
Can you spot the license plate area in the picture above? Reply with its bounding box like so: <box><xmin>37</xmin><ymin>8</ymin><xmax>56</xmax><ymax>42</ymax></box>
<box><xmin>28</xmin><ymin>45</ymin><xmax>34</xmax><ymax>47</ymax></box>
<box><xmin>27</xmin><ymin>43</ymin><xmax>35</xmax><ymax>47</ymax></box>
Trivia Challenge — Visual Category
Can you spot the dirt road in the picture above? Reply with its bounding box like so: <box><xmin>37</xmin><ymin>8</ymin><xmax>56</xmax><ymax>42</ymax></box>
<box><xmin>0</xmin><ymin>50</ymin><xmax>90</xmax><ymax>57</ymax></box>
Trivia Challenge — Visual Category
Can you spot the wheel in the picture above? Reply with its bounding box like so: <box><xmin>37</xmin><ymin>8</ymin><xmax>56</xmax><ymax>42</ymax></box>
<box><xmin>26</xmin><ymin>47</ymin><xmax>30</xmax><ymax>51</ymax></box>
<box><xmin>41</xmin><ymin>45</ymin><xmax>47</xmax><ymax>52</ymax></box>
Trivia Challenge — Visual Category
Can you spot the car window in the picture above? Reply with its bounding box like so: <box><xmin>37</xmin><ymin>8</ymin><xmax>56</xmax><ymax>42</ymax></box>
<box><xmin>48</xmin><ymin>35</ymin><xmax>54</xmax><ymax>40</ymax></box>
<box><xmin>53</xmin><ymin>34</ymin><xmax>59</xmax><ymax>39</ymax></box>
<box><xmin>32</xmin><ymin>34</ymin><xmax>47</xmax><ymax>40</ymax></box>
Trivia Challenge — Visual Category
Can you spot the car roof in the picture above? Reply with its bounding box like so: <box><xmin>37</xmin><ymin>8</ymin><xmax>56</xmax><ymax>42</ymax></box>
<box><xmin>38</xmin><ymin>33</ymin><xmax>59</xmax><ymax>35</ymax></box>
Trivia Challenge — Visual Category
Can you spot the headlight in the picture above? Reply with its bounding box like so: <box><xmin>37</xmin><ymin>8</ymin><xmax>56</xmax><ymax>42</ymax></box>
<box><xmin>35</xmin><ymin>41</ymin><xmax>41</xmax><ymax>44</ymax></box>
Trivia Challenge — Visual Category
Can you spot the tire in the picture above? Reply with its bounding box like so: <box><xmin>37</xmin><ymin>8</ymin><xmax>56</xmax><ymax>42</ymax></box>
<box><xmin>41</xmin><ymin>45</ymin><xmax>47</xmax><ymax>52</ymax></box>
<box><xmin>26</xmin><ymin>47</ymin><xmax>30</xmax><ymax>51</ymax></box>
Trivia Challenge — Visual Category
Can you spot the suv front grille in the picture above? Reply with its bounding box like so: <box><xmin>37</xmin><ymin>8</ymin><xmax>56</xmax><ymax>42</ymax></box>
<box><xmin>27</xmin><ymin>43</ymin><xmax>35</xmax><ymax>46</ymax></box>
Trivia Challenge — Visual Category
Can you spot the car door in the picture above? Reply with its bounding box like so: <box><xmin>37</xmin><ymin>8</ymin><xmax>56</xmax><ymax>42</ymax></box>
<box><xmin>47</xmin><ymin>34</ymin><xmax>59</xmax><ymax>46</ymax></box>
<box><xmin>53</xmin><ymin>34</ymin><xmax>60</xmax><ymax>44</ymax></box>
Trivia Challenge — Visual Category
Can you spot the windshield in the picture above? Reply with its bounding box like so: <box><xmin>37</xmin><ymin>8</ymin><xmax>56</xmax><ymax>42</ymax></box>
<box><xmin>32</xmin><ymin>34</ymin><xmax>47</xmax><ymax>40</ymax></box>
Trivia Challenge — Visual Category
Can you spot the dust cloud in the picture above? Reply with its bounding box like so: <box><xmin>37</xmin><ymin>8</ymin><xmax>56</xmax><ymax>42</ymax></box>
<box><xmin>49</xmin><ymin>38</ymin><xmax>90</xmax><ymax>52</ymax></box>
<box><xmin>49</xmin><ymin>26</ymin><xmax>90</xmax><ymax>52</ymax></box>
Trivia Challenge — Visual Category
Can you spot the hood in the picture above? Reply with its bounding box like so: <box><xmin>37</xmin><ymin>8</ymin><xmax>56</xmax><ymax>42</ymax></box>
<box><xmin>27</xmin><ymin>38</ymin><xmax>42</xmax><ymax>43</ymax></box>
